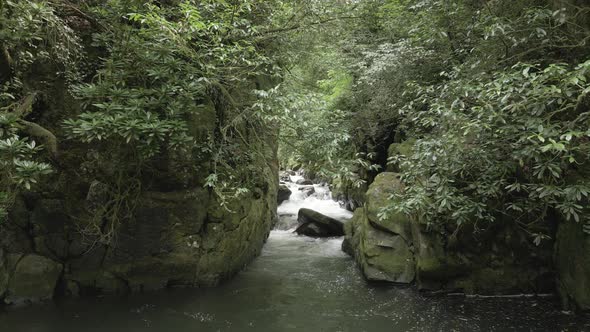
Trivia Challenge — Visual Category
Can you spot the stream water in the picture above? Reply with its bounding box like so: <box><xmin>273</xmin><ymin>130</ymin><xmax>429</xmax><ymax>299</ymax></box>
<box><xmin>0</xmin><ymin>176</ymin><xmax>589</xmax><ymax>331</ymax></box>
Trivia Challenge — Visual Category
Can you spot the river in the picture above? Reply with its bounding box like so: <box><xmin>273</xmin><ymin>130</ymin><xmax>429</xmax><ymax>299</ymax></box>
<box><xmin>0</xmin><ymin>176</ymin><xmax>588</xmax><ymax>331</ymax></box>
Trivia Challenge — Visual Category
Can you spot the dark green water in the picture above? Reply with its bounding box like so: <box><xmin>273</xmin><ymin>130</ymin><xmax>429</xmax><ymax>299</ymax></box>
<box><xmin>1</xmin><ymin>182</ymin><xmax>589</xmax><ymax>331</ymax></box>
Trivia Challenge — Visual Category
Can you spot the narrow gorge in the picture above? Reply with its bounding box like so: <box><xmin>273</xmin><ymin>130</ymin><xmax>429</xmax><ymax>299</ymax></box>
<box><xmin>1</xmin><ymin>0</ymin><xmax>590</xmax><ymax>331</ymax></box>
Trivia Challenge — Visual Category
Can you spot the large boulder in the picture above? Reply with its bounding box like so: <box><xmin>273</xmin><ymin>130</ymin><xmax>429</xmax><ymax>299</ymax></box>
<box><xmin>5</xmin><ymin>254</ymin><xmax>63</xmax><ymax>304</ymax></box>
<box><xmin>365</xmin><ymin>173</ymin><xmax>411</xmax><ymax>239</ymax></box>
<box><xmin>556</xmin><ymin>218</ymin><xmax>590</xmax><ymax>311</ymax></box>
<box><xmin>343</xmin><ymin>171</ymin><xmax>553</xmax><ymax>294</ymax></box>
<box><xmin>278</xmin><ymin>185</ymin><xmax>292</xmax><ymax>204</ymax></box>
<box><xmin>295</xmin><ymin>208</ymin><xmax>344</xmax><ymax>237</ymax></box>
<box><xmin>344</xmin><ymin>173</ymin><xmax>415</xmax><ymax>283</ymax></box>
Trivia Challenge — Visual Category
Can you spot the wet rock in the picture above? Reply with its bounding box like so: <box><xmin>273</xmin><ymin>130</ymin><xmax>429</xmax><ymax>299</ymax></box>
<box><xmin>279</xmin><ymin>171</ymin><xmax>291</xmax><ymax>182</ymax></box>
<box><xmin>296</xmin><ymin>179</ymin><xmax>313</xmax><ymax>186</ymax></box>
<box><xmin>295</xmin><ymin>208</ymin><xmax>344</xmax><ymax>237</ymax></box>
<box><xmin>6</xmin><ymin>254</ymin><xmax>63</xmax><ymax>304</ymax></box>
<box><xmin>278</xmin><ymin>185</ymin><xmax>292</xmax><ymax>204</ymax></box>
<box><xmin>295</xmin><ymin>223</ymin><xmax>327</xmax><ymax>237</ymax></box>
<box><xmin>298</xmin><ymin>185</ymin><xmax>315</xmax><ymax>198</ymax></box>
<box><xmin>341</xmin><ymin>237</ymin><xmax>353</xmax><ymax>256</ymax></box>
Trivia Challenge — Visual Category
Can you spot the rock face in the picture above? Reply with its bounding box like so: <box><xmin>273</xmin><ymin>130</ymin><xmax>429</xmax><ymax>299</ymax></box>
<box><xmin>295</xmin><ymin>208</ymin><xmax>344</xmax><ymax>237</ymax></box>
<box><xmin>3</xmin><ymin>161</ymin><xmax>278</xmax><ymax>303</ymax></box>
<box><xmin>278</xmin><ymin>185</ymin><xmax>292</xmax><ymax>204</ymax></box>
<box><xmin>556</xmin><ymin>218</ymin><xmax>590</xmax><ymax>311</ymax></box>
<box><xmin>296</xmin><ymin>179</ymin><xmax>313</xmax><ymax>186</ymax></box>
<box><xmin>1</xmin><ymin>60</ymin><xmax>279</xmax><ymax>304</ymax></box>
<box><xmin>344</xmin><ymin>172</ymin><xmax>554</xmax><ymax>294</ymax></box>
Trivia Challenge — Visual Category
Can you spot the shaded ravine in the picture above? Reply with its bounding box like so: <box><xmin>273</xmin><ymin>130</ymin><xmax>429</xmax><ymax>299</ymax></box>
<box><xmin>0</xmin><ymin>176</ymin><xmax>588</xmax><ymax>331</ymax></box>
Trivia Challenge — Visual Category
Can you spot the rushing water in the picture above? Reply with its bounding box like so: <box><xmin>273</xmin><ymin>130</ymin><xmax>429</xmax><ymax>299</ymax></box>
<box><xmin>1</xmin><ymin>176</ymin><xmax>589</xmax><ymax>331</ymax></box>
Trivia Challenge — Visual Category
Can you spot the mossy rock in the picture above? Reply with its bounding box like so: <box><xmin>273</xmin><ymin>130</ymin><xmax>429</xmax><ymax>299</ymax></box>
<box><xmin>363</xmin><ymin>233</ymin><xmax>415</xmax><ymax>283</ymax></box>
<box><xmin>365</xmin><ymin>172</ymin><xmax>411</xmax><ymax>239</ymax></box>
<box><xmin>6</xmin><ymin>254</ymin><xmax>63</xmax><ymax>304</ymax></box>
<box><xmin>344</xmin><ymin>206</ymin><xmax>415</xmax><ymax>283</ymax></box>
<box><xmin>363</xmin><ymin>249</ymin><xmax>415</xmax><ymax>283</ymax></box>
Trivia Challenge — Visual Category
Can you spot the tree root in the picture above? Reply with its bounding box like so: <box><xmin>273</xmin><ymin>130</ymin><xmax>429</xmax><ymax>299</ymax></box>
<box><xmin>17</xmin><ymin>120</ymin><xmax>58</xmax><ymax>158</ymax></box>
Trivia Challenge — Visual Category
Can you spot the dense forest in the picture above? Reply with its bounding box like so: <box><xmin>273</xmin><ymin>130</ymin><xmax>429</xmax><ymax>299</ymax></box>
<box><xmin>0</xmin><ymin>0</ymin><xmax>590</xmax><ymax>329</ymax></box>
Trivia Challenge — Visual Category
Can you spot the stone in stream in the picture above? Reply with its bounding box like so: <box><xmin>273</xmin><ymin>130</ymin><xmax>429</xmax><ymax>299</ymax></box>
<box><xmin>278</xmin><ymin>185</ymin><xmax>292</xmax><ymax>204</ymax></box>
<box><xmin>279</xmin><ymin>171</ymin><xmax>291</xmax><ymax>182</ymax></box>
<box><xmin>298</xmin><ymin>185</ymin><xmax>315</xmax><ymax>198</ymax></box>
<box><xmin>295</xmin><ymin>208</ymin><xmax>345</xmax><ymax>237</ymax></box>
<box><xmin>296</xmin><ymin>179</ymin><xmax>313</xmax><ymax>186</ymax></box>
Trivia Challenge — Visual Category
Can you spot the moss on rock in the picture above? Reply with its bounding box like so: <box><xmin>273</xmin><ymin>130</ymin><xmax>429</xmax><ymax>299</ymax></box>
<box><xmin>365</xmin><ymin>172</ymin><xmax>411</xmax><ymax>239</ymax></box>
<box><xmin>344</xmin><ymin>189</ymin><xmax>416</xmax><ymax>284</ymax></box>
<box><xmin>387</xmin><ymin>139</ymin><xmax>416</xmax><ymax>172</ymax></box>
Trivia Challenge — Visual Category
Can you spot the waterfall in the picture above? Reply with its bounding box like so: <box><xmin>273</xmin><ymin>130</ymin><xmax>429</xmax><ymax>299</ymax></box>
<box><xmin>276</xmin><ymin>175</ymin><xmax>353</xmax><ymax>231</ymax></box>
